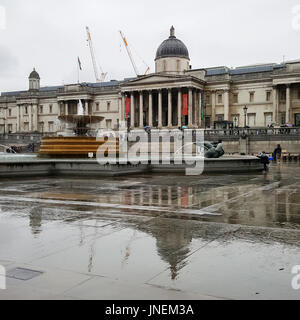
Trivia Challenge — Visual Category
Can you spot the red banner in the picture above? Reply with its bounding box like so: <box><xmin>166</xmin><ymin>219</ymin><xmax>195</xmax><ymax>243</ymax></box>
<box><xmin>182</xmin><ymin>94</ymin><xmax>188</xmax><ymax>116</ymax></box>
<box><xmin>125</xmin><ymin>98</ymin><xmax>131</xmax><ymax>119</ymax></box>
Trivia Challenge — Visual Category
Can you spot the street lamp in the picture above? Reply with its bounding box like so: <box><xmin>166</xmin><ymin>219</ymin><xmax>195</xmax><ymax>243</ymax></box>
<box><xmin>243</xmin><ymin>106</ymin><xmax>248</xmax><ymax>128</ymax></box>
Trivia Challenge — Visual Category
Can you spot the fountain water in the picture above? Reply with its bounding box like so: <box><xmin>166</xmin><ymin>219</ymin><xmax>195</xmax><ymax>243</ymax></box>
<box><xmin>39</xmin><ymin>100</ymin><xmax>119</xmax><ymax>158</ymax></box>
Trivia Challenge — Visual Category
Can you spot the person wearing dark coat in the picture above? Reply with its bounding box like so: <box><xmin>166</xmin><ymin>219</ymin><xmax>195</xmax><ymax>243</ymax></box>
<box><xmin>273</xmin><ymin>144</ymin><xmax>282</xmax><ymax>164</ymax></box>
<box><xmin>259</xmin><ymin>152</ymin><xmax>270</xmax><ymax>171</ymax></box>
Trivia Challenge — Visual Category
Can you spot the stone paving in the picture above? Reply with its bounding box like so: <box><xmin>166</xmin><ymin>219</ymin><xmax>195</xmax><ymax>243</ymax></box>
<box><xmin>0</xmin><ymin>163</ymin><xmax>300</xmax><ymax>300</ymax></box>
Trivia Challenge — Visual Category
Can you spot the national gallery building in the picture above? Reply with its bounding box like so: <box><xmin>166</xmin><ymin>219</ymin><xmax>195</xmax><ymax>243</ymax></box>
<box><xmin>1</xmin><ymin>26</ymin><xmax>300</xmax><ymax>134</ymax></box>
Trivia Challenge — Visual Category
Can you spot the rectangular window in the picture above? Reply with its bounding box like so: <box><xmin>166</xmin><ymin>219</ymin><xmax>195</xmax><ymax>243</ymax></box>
<box><xmin>106</xmin><ymin>119</ymin><xmax>112</xmax><ymax>129</ymax></box>
<box><xmin>96</xmin><ymin>103</ymin><xmax>99</xmax><ymax>112</ymax></box>
<box><xmin>39</xmin><ymin>106</ymin><xmax>43</xmax><ymax>114</ymax></box>
<box><xmin>205</xmin><ymin>94</ymin><xmax>211</xmax><ymax>105</ymax></box>
<box><xmin>8</xmin><ymin>109</ymin><xmax>11</xmax><ymax>117</ymax></box>
<box><xmin>39</xmin><ymin>122</ymin><xmax>44</xmax><ymax>132</ymax></box>
<box><xmin>48</xmin><ymin>122</ymin><xmax>54</xmax><ymax>132</ymax></box>
<box><xmin>265</xmin><ymin>113</ymin><xmax>272</xmax><ymax>126</ymax></box>
<box><xmin>249</xmin><ymin>92</ymin><xmax>255</xmax><ymax>103</ymax></box>
<box><xmin>232</xmin><ymin>115</ymin><xmax>240</xmax><ymax>127</ymax></box>
<box><xmin>107</xmin><ymin>102</ymin><xmax>111</xmax><ymax>112</ymax></box>
<box><xmin>233</xmin><ymin>94</ymin><xmax>238</xmax><ymax>104</ymax></box>
<box><xmin>24</xmin><ymin>122</ymin><xmax>29</xmax><ymax>131</ymax></box>
<box><xmin>205</xmin><ymin>117</ymin><xmax>211</xmax><ymax>129</ymax></box>
<box><xmin>217</xmin><ymin>115</ymin><xmax>224</xmax><ymax>122</ymax></box>
<box><xmin>266</xmin><ymin>91</ymin><xmax>271</xmax><ymax>102</ymax></box>
<box><xmin>49</xmin><ymin>105</ymin><xmax>53</xmax><ymax>114</ymax></box>
<box><xmin>217</xmin><ymin>94</ymin><xmax>223</xmax><ymax>104</ymax></box>
<box><xmin>248</xmin><ymin>114</ymin><xmax>256</xmax><ymax>127</ymax></box>
<box><xmin>8</xmin><ymin>124</ymin><xmax>12</xmax><ymax>133</ymax></box>
<box><xmin>25</xmin><ymin>106</ymin><xmax>28</xmax><ymax>115</ymax></box>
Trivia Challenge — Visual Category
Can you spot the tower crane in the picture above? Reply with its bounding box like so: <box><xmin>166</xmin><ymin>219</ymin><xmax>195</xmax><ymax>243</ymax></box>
<box><xmin>86</xmin><ymin>26</ymin><xmax>107</xmax><ymax>82</ymax></box>
<box><xmin>119</xmin><ymin>30</ymin><xmax>150</xmax><ymax>77</ymax></box>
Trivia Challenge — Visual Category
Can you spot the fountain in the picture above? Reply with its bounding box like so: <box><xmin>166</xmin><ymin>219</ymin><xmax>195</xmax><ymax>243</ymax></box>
<box><xmin>39</xmin><ymin>100</ymin><xmax>119</xmax><ymax>158</ymax></box>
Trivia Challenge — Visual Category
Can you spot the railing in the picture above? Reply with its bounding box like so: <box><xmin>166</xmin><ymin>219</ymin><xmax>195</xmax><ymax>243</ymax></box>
<box><xmin>0</xmin><ymin>133</ymin><xmax>57</xmax><ymax>144</ymax></box>
<box><xmin>204</xmin><ymin>127</ymin><xmax>300</xmax><ymax>139</ymax></box>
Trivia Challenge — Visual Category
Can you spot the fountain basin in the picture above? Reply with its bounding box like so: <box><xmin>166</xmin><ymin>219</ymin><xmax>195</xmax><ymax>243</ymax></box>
<box><xmin>39</xmin><ymin>137</ymin><xmax>119</xmax><ymax>158</ymax></box>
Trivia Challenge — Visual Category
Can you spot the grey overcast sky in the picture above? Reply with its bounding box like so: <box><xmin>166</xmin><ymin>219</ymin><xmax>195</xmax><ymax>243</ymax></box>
<box><xmin>0</xmin><ymin>0</ymin><xmax>299</xmax><ymax>92</ymax></box>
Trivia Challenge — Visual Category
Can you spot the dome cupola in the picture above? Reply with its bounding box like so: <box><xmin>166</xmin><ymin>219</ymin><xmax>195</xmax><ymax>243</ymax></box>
<box><xmin>155</xmin><ymin>26</ymin><xmax>190</xmax><ymax>61</ymax></box>
<box><xmin>155</xmin><ymin>27</ymin><xmax>190</xmax><ymax>74</ymax></box>
<box><xmin>28</xmin><ymin>68</ymin><xmax>40</xmax><ymax>91</ymax></box>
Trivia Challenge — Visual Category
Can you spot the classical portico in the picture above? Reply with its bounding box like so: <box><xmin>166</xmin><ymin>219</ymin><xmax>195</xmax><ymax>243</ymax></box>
<box><xmin>120</xmin><ymin>74</ymin><xmax>205</xmax><ymax>129</ymax></box>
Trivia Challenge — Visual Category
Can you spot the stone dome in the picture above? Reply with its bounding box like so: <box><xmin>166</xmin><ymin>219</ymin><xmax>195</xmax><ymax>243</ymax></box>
<box><xmin>29</xmin><ymin>68</ymin><xmax>40</xmax><ymax>79</ymax></box>
<box><xmin>155</xmin><ymin>26</ymin><xmax>190</xmax><ymax>61</ymax></box>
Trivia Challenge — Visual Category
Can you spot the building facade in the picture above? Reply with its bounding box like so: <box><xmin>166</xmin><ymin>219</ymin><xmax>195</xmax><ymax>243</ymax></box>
<box><xmin>1</xmin><ymin>26</ymin><xmax>300</xmax><ymax>134</ymax></box>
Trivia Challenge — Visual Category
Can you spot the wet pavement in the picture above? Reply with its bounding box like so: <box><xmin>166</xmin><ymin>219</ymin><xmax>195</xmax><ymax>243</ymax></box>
<box><xmin>1</xmin><ymin>163</ymin><xmax>300</xmax><ymax>300</ymax></box>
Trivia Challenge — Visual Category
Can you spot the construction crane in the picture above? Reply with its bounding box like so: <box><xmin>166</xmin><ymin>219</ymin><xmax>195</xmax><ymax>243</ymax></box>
<box><xmin>119</xmin><ymin>30</ymin><xmax>150</xmax><ymax>77</ymax></box>
<box><xmin>86</xmin><ymin>26</ymin><xmax>107</xmax><ymax>82</ymax></box>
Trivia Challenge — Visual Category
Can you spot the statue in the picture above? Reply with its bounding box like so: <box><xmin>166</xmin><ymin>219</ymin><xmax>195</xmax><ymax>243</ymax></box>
<box><xmin>204</xmin><ymin>140</ymin><xmax>225</xmax><ymax>158</ymax></box>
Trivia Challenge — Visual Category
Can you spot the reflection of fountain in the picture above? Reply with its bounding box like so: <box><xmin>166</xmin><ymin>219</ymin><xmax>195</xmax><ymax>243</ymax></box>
<box><xmin>39</xmin><ymin>99</ymin><xmax>118</xmax><ymax>158</ymax></box>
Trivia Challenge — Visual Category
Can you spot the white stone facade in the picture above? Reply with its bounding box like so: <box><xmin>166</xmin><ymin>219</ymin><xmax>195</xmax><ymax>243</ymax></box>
<box><xmin>1</xmin><ymin>27</ymin><xmax>300</xmax><ymax>134</ymax></box>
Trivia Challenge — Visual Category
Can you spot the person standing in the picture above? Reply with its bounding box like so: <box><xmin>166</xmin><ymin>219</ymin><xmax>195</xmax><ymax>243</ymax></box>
<box><xmin>273</xmin><ymin>144</ymin><xmax>282</xmax><ymax>165</ymax></box>
<box><xmin>260</xmin><ymin>152</ymin><xmax>270</xmax><ymax>172</ymax></box>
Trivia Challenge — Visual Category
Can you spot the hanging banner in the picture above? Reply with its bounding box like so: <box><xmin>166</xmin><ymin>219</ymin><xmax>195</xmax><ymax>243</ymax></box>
<box><xmin>125</xmin><ymin>98</ymin><xmax>131</xmax><ymax>119</ymax></box>
<box><xmin>182</xmin><ymin>94</ymin><xmax>188</xmax><ymax>116</ymax></box>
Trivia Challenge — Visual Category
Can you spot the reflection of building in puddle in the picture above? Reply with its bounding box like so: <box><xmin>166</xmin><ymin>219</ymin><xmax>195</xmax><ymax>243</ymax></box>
<box><xmin>138</xmin><ymin>220</ymin><xmax>193</xmax><ymax>280</ymax></box>
<box><xmin>29</xmin><ymin>207</ymin><xmax>42</xmax><ymax>236</ymax></box>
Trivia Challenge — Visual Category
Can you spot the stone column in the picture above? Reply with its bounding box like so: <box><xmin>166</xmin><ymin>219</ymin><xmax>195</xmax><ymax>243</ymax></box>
<box><xmin>224</xmin><ymin>89</ymin><xmax>230</xmax><ymax>121</ymax></box>
<box><xmin>188</xmin><ymin>88</ymin><xmax>193</xmax><ymax>127</ymax></box>
<box><xmin>16</xmin><ymin>105</ymin><xmax>20</xmax><ymax>132</ymax></box>
<box><xmin>286</xmin><ymin>84</ymin><xmax>291</xmax><ymax>124</ymax></box>
<box><xmin>121</xmin><ymin>94</ymin><xmax>125</xmax><ymax>122</ymax></box>
<box><xmin>193</xmin><ymin>90</ymin><xmax>197</xmax><ymax>126</ymax></box>
<box><xmin>149</xmin><ymin>90</ymin><xmax>153</xmax><ymax>127</ymax></box>
<box><xmin>65</xmin><ymin>102</ymin><xmax>69</xmax><ymax>116</ymax></box>
<box><xmin>273</xmin><ymin>86</ymin><xmax>278</xmax><ymax>124</ymax></box>
<box><xmin>130</xmin><ymin>92</ymin><xmax>135</xmax><ymax>128</ymax></box>
<box><xmin>198</xmin><ymin>90</ymin><xmax>202</xmax><ymax>128</ymax></box>
<box><xmin>28</xmin><ymin>105</ymin><xmax>33</xmax><ymax>132</ymax></box>
<box><xmin>139</xmin><ymin>91</ymin><xmax>144</xmax><ymax>128</ymax></box>
<box><xmin>178</xmin><ymin>89</ymin><xmax>182</xmax><ymax>128</ymax></box>
<box><xmin>33</xmin><ymin>104</ymin><xmax>38</xmax><ymax>132</ymax></box>
<box><xmin>168</xmin><ymin>89</ymin><xmax>172</xmax><ymax>127</ymax></box>
<box><xmin>211</xmin><ymin>91</ymin><xmax>216</xmax><ymax>125</ymax></box>
<box><xmin>158</xmin><ymin>89</ymin><xmax>162</xmax><ymax>128</ymax></box>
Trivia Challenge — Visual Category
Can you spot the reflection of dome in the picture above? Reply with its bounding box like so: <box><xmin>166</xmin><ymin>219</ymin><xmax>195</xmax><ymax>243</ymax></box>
<box><xmin>155</xmin><ymin>26</ymin><xmax>190</xmax><ymax>61</ymax></box>
<box><xmin>29</xmin><ymin>68</ymin><xmax>40</xmax><ymax>79</ymax></box>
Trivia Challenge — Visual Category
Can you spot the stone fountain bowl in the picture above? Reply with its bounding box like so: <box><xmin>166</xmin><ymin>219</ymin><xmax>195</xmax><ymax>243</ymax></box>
<box><xmin>58</xmin><ymin>115</ymin><xmax>104</xmax><ymax>125</ymax></box>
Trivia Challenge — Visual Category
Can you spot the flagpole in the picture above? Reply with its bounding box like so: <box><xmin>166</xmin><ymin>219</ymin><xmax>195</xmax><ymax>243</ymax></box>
<box><xmin>77</xmin><ymin>59</ymin><xmax>80</xmax><ymax>84</ymax></box>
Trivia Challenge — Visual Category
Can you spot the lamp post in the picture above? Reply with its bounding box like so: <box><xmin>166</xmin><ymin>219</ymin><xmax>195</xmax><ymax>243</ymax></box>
<box><xmin>243</xmin><ymin>106</ymin><xmax>248</xmax><ymax>128</ymax></box>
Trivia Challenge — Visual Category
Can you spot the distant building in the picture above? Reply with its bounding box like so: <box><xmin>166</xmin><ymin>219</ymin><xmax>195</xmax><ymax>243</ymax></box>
<box><xmin>1</xmin><ymin>26</ymin><xmax>300</xmax><ymax>134</ymax></box>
